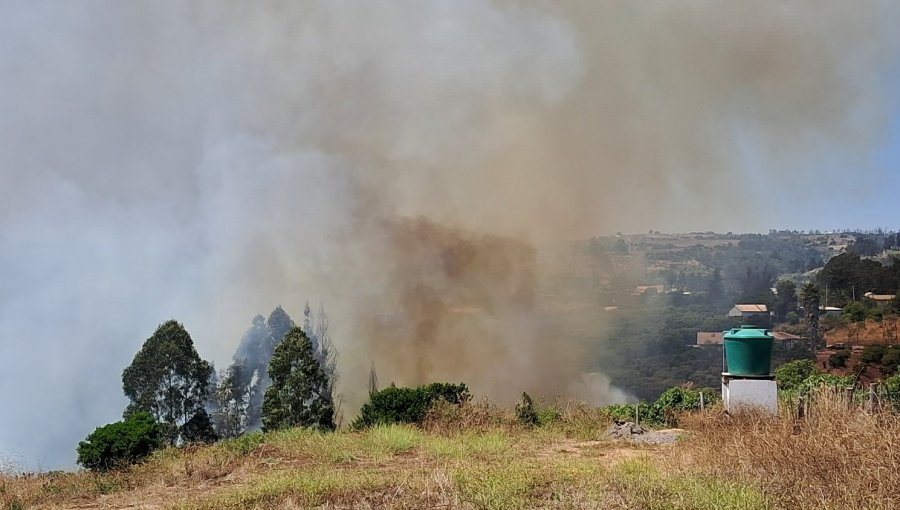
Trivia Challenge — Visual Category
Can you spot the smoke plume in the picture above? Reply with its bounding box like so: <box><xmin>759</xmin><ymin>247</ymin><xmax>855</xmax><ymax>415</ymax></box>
<box><xmin>1</xmin><ymin>0</ymin><xmax>899</xmax><ymax>468</ymax></box>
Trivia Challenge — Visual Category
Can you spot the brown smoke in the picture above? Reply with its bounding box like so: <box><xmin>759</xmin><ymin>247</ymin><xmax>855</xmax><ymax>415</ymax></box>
<box><xmin>360</xmin><ymin>218</ymin><xmax>536</xmax><ymax>390</ymax></box>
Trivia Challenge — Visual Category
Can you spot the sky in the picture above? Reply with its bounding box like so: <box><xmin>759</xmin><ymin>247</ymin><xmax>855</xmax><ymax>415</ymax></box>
<box><xmin>1</xmin><ymin>0</ymin><xmax>900</xmax><ymax>470</ymax></box>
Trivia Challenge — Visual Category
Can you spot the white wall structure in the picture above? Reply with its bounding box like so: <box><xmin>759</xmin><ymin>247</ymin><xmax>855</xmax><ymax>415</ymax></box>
<box><xmin>722</xmin><ymin>378</ymin><xmax>778</xmax><ymax>414</ymax></box>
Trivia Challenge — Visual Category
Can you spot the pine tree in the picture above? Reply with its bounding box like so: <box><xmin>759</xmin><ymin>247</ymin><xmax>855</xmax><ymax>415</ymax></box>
<box><xmin>262</xmin><ymin>327</ymin><xmax>334</xmax><ymax>432</ymax></box>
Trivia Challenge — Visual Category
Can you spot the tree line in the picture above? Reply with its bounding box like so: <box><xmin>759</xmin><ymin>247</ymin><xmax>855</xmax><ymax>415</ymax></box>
<box><xmin>77</xmin><ymin>304</ymin><xmax>337</xmax><ymax>470</ymax></box>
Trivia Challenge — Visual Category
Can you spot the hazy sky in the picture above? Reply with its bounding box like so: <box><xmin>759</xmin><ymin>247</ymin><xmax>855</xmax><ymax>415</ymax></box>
<box><xmin>2</xmin><ymin>1</ymin><xmax>899</xmax><ymax>469</ymax></box>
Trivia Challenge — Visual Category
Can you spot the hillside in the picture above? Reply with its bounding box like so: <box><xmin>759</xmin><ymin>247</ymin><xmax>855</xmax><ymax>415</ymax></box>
<box><xmin>4</xmin><ymin>396</ymin><xmax>898</xmax><ymax>510</ymax></box>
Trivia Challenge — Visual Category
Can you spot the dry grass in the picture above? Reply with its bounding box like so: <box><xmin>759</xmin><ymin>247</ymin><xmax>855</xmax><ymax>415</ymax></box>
<box><xmin>676</xmin><ymin>387</ymin><xmax>900</xmax><ymax>509</ymax></box>
<box><xmin>4</xmin><ymin>393</ymin><xmax>898</xmax><ymax>509</ymax></box>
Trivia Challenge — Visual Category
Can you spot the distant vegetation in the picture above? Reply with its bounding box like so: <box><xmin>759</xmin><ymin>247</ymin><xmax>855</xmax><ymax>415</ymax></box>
<box><xmin>576</xmin><ymin>230</ymin><xmax>899</xmax><ymax>400</ymax></box>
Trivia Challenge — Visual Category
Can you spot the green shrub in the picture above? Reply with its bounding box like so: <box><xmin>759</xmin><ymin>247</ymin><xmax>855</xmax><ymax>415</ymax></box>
<box><xmin>844</xmin><ymin>302</ymin><xmax>867</xmax><ymax>323</ymax></box>
<box><xmin>828</xmin><ymin>350</ymin><xmax>851</xmax><ymax>368</ymax></box>
<box><xmin>861</xmin><ymin>345</ymin><xmax>886</xmax><ymax>364</ymax></box>
<box><xmin>786</xmin><ymin>311</ymin><xmax>800</xmax><ymax>325</ymax></box>
<box><xmin>76</xmin><ymin>412</ymin><xmax>162</xmax><ymax>471</ymax></box>
<box><xmin>603</xmin><ymin>386</ymin><xmax>718</xmax><ymax>427</ymax></box>
<box><xmin>795</xmin><ymin>373</ymin><xmax>854</xmax><ymax>395</ymax></box>
<box><xmin>881</xmin><ymin>348</ymin><xmax>900</xmax><ymax>376</ymax></box>
<box><xmin>351</xmin><ymin>383</ymin><xmax>470</xmax><ymax>429</ymax></box>
<box><xmin>775</xmin><ymin>359</ymin><xmax>819</xmax><ymax>392</ymax></box>
<box><xmin>882</xmin><ymin>373</ymin><xmax>900</xmax><ymax>412</ymax></box>
<box><xmin>514</xmin><ymin>392</ymin><xmax>539</xmax><ymax>427</ymax></box>
<box><xmin>604</xmin><ymin>402</ymin><xmax>660</xmax><ymax>425</ymax></box>
<box><xmin>180</xmin><ymin>409</ymin><xmax>219</xmax><ymax>444</ymax></box>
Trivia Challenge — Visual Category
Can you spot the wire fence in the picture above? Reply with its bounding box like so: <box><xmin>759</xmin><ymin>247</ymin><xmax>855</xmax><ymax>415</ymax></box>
<box><xmin>783</xmin><ymin>383</ymin><xmax>900</xmax><ymax>420</ymax></box>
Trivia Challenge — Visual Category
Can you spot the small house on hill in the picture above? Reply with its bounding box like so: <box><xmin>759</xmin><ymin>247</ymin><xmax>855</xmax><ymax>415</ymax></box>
<box><xmin>696</xmin><ymin>330</ymin><xmax>803</xmax><ymax>347</ymax></box>
<box><xmin>727</xmin><ymin>304</ymin><xmax>769</xmax><ymax>320</ymax></box>
<box><xmin>697</xmin><ymin>332</ymin><xmax>724</xmax><ymax>346</ymax></box>
<box><xmin>864</xmin><ymin>292</ymin><xmax>896</xmax><ymax>307</ymax></box>
<box><xmin>819</xmin><ymin>306</ymin><xmax>843</xmax><ymax>318</ymax></box>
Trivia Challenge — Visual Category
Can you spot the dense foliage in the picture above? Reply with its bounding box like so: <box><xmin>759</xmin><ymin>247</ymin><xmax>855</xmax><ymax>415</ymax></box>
<box><xmin>121</xmin><ymin>320</ymin><xmax>215</xmax><ymax>444</ymax></box>
<box><xmin>76</xmin><ymin>412</ymin><xmax>162</xmax><ymax>471</ymax></box>
<box><xmin>604</xmin><ymin>386</ymin><xmax>718</xmax><ymax>426</ymax></box>
<box><xmin>352</xmin><ymin>383</ymin><xmax>471</xmax><ymax>429</ymax></box>
<box><xmin>818</xmin><ymin>253</ymin><xmax>900</xmax><ymax>303</ymax></box>
<box><xmin>775</xmin><ymin>359</ymin><xmax>820</xmax><ymax>392</ymax></box>
<box><xmin>261</xmin><ymin>327</ymin><xmax>335</xmax><ymax>432</ymax></box>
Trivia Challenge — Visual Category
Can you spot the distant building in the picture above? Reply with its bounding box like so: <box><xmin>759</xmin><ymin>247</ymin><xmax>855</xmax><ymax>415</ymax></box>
<box><xmin>696</xmin><ymin>330</ymin><xmax>802</xmax><ymax>347</ymax></box>
<box><xmin>819</xmin><ymin>306</ymin><xmax>843</xmax><ymax>318</ymax></box>
<box><xmin>633</xmin><ymin>285</ymin><xmax>665</xmax><ymax>296</ymax></box>
<box><xmin>864</xmin><ymin>292</ymin><xmax>896</xmax><ymax>307</ymax></box>
<box><xmin>771</xmin><ymin>331</ymin><xmax>803</xmax><ymax>348</ymax></box>
<box><xmin>727</xmin><ymin>304</ymin><xmax>769</xmax><ymax>320</ymax></box>
<box><xmin>697</xmin><ymin>332</ymin><xmax>724</xmax><ymax>346</ymax></box>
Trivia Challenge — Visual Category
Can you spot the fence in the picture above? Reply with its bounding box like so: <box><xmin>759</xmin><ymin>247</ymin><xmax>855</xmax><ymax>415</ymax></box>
<box><xmin>785</xmin><ymin>382</ymin><xmax>900</xmax><ymax>420</ymax></box>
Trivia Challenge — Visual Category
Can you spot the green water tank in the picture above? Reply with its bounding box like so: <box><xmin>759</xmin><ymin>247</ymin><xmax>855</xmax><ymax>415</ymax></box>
<box><xmin>723</xmin><ymin>325</ymin><xmax>774</xmax><ymax>376</ymax></box>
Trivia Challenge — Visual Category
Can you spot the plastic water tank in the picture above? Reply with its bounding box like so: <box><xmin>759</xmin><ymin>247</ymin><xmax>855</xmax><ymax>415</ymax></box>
<box><xmin>723</xmin><ymin>325</ymin><xmax>774</xmax><ymax>376</ymax></box>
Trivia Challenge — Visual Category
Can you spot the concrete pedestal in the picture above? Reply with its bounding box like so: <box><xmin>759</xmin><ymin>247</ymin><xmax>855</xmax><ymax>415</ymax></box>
<box><xmin>721</xmin><ymin>373</ymin><xmax>778</xmax><ymax>414</ymax></box>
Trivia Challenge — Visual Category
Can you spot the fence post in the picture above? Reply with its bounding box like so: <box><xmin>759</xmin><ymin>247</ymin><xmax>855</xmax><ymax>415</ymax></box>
<box><xmin>635</xmin><ymin>403</ymin><xmax>639</xmax><ymax>426</ymax></box>
<box><xmin>700</xmin><ymin>391</ymin><xmax>705</xmax><ymax>411</ymax></box>
<box><xmin>868</xmin><ymin>383</ymin><xmax>877</xmax><ymax>413</ymax></box>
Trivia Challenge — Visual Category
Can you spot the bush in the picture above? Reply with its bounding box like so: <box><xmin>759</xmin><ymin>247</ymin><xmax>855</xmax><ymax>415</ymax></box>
<box><xmin>775</xmin><ymin>359</ymin><xmax>820</xmax><ymax>392</ymax></box>
<box><xmin>352</xmin><ymin>383</ymin><xmax>470</xmax><ymax>429</ymax></box>
<box><xmin>861</xmin><ymin>345</ymin><xmax>886</xmax><ymax>364</ymax></box>
<box><xmin>514</xmin><ymin>392</ymin><xmax>539</xmax><ymax>427</ymax></box>
<box><xmin>603</xmin><ymin>386</ymin><xmax>718</xmax><ymax>427</ymax></box>
<box><xmin>882</xmin><ymin>373</ymin><xmax>900</xmax><ymax>412</ymax></box>
<box><xmin>604</xmin><ymin>402</ymin><xmax>660</xmax><ymax>425</ymax></box>
<box><xmin>881</xmin><ymin>348</ymin><xmax>900</xmax><ymax>376</ymax></box>
<box><xmin>786</xmin><ymin>311</ymin><xmax>800</xmax><ymax>325</ymax></box>
<box><xmin>76</xmin><ymin>412</ymin><xmax>162</xmax><ymax>471</ymax></box>
<box><xmin>180</xmin><ymin>409</ymin><xmax>219</xmax><ymax>444</ymax></box>
<box><xmin>828</xmin><ymin>350</ymin><xmax>851</xmax><ymax>368</ymax></box>
<box><xmin>795</xmin><ymin>373</ymin><xmax>854</xmax><ymax>395</ymax></box>
<box><xmin>844</xmin><ymin>302</ymin><xmax>867</xmax><ymax>323</ymax></box>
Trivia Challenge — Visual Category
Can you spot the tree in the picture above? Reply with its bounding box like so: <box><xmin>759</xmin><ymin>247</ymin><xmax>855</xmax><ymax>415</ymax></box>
<box><xmin>843</xmin><ymin>301</ymin><xmax>867</xmax><ymax>323</ymax></box>
<box><xmin>706</xmin><ymin>268</ymin><xmax>725</xmax><ymax>308</ymax></box>
<box><xmin>211</xmin><ymin>363</ymin><xmax>251</xmax><ymax>438</ymax></box>
<box><xmin>261</xmin><ymin>327</ymin><xmax>334</xmax><ymax>432</ymax></box>
<box><xmin>122</xmin><ymin>320</ymin><xmax>213</xmax><ymax>444</ymax></box>
<box><xmin>180</xmin><ymin>408</ymin><xmax>219</xmax><ymax>444</ymax></box>
<box><xmin>774</xmin><ymin>279</ymin><xmax>798</xmax><ymax>322</ymax></box>
<box><xmin>800</xmin><ymin>284</ymin><xmax>821</xmax><ymax>349</ymax></box>
<box><xmin>237</xmin><ymin>307</ymin><xmax>295</xmax><ymax>430</ymax></box>
<box><xmin>77</xmin><ymin>412</ymin><xmax>162</xmax><ymax>471</ymax></box>
<box><xmin>312</xmin><ymin>304</ymin><xmax>339</xmax><ymax>410</ymax></box>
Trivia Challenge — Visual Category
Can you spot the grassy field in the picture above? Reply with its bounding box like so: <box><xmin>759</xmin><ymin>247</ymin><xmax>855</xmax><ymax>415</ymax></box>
<box><xmin>2</xmin><ymin>394</ymin><xmax>899</xmax><ymax>509</ymax></box>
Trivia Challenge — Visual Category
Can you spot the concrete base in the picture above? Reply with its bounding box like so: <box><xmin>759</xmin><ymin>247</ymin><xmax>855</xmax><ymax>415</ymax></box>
<box><xmin>722</xmin><ymin>377</ymin><xmax>778</xmax><ymax>414</ymax></box>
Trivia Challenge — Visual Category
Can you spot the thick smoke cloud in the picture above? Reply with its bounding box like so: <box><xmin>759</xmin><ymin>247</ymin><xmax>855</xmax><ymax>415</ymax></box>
<box><xmin>1</xmin><ymin>1</ymin><xmax>898</xmax><ymax>468</ymax></box>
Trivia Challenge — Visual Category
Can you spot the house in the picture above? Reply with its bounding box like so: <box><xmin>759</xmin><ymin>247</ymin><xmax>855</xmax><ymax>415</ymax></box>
<box><xmin>772</xmin><ymin>331</ymin><xmax>803</xmax><ymax>348</ymax></box>
<box><xmin>633</xmin><ymin>285</ymin><xmax>665</xmax><ymax>296</ymax></box>
<box><xmin>696</xmin><ymin>330</ymin><xmax>803</xmax><ymax>347</ymax></box>
<box><xmin>727</xmin><ymin>304</ymin><xmax>769</xmax><ymax>320</ymax></box>
<box><xmin>863</xmin><ymin>292</ymin><xmax>896</xmax><ymax>307</ymax></box>
<box><xmin>819</xmin><ymin>306</ymin><xmax>843</xmax><ymax>318</ymax></box>
<box><xmin>696</xmin><ymin>332</ymin><xmax>724</xmax><ymax>346</ymax></box>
